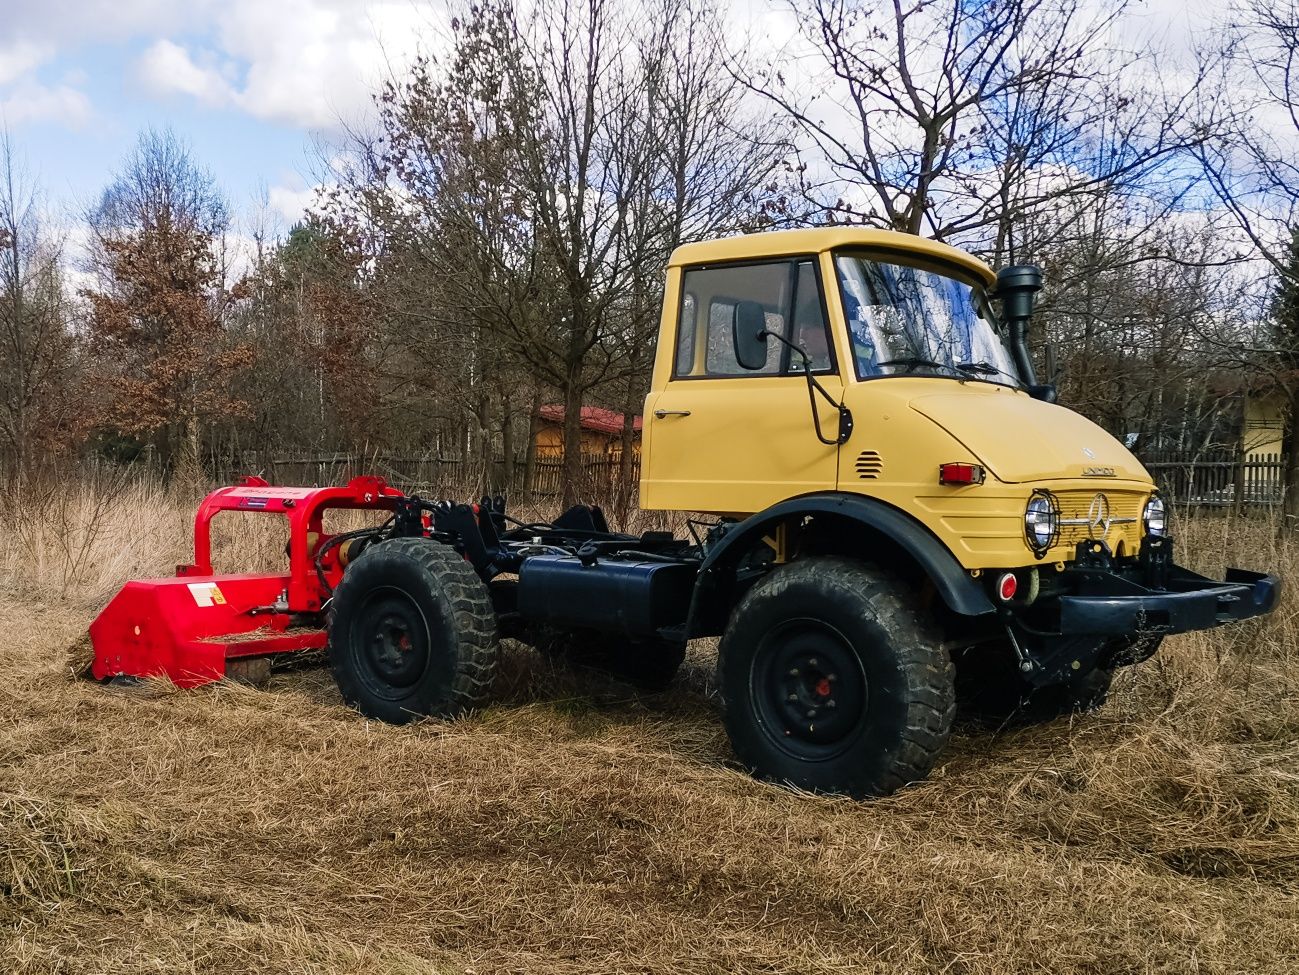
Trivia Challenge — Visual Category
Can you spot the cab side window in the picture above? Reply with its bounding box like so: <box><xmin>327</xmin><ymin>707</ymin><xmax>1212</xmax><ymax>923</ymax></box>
<box><xmin>674</xmin><ymin>259</ymin><xmax>833</xmax><ymax>377</ymax></box>
<box><xmin>790</xmin><ymin>260</ymin><xmax>832</xmax><ymax>372</ymax></box>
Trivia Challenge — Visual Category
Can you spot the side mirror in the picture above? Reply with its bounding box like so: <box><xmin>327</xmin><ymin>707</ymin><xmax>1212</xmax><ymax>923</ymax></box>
<box><xmin>732</xmin><ymin>300</ymin><xmax>769</xmax><ymax>371</ymax></box>
<box><xmin>1029</xmin><ymin>340</ymin><xmax>1059</xmax><ymax>402</ymax></box>
<box><xmin>1043</xmin><ymin>340</ymin><xmax>1058</xmax><ymax>382</ymax></box>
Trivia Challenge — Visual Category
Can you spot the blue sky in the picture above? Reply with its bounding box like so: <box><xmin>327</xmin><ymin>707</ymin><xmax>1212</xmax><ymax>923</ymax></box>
<box><xmin>0</xmin><ymin>0</ymin><xmax>1214</xmax><ymax>240</ymax></box>
<box><xmin>0</xmin><ymin>0</ymin><xmax>438</xmax><ymax>231</ymax></box>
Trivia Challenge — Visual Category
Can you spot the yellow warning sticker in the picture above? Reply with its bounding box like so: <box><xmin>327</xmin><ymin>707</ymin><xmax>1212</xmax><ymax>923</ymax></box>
<box><xmin>187</xmin><ymin>582</ymin><xmax>227</xmax><ymax>607</ymax></box>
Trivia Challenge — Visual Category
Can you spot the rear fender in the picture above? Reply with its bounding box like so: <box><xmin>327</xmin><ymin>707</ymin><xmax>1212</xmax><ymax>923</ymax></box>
<box><xmin>686</xmin><ymin>492</ymin><xmax>994</xmax><ymax>637</ymax></box>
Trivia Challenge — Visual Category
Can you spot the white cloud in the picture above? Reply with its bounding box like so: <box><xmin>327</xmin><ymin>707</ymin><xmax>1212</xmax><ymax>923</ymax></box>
<box><xmin>0</xmin><ymin>40</ymin><xmax>52</xmax><ymax>86</ymax></box>
<box><xmin>0</xmin><ymin>80</ymin><xmax>91</xmax><ymax>127</ymax></box>
<box><xmin>136</xmin><ymin>39</ymin><xmax>235</xmax><ymax>106</ymax></box>
<box><xmin>0</xmin><ymin>0</ymin><xmax>197</xmax><ymax>48</ymax></box>
<box><xmin>131</xmin><ymin>0</ymin><xmax>437</xmax><ymax>132</ymax></box>
<box><xmin>268</xmin><ymin>183</ymin><xmax>320</xmax><ymax>224</ymax></box>
<box><xmin>0</xmin><ymin>0</ymin><xmax>439</xmax><ymax>134</ymax></box>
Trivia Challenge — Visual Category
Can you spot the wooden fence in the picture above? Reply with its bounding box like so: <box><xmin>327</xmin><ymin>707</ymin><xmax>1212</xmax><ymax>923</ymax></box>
<box><xmin>1141</xmin><ymin>450</ymin><xmax>1283</xmax><ymax>508</ymax></box>
<box><xmin>212</xmin><ymin>451</ymin><xmax>641</xmax><ymax>500</ymax></box>
<box><xmin>211</xmin><ymin>448</ymin><xmax>1284</xmax><ymax>509</ymax></box>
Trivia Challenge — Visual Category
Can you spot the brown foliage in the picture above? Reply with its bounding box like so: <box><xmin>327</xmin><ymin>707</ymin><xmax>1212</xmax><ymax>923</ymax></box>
<box><xmin>80</xmin><ymin>130</ymin><xmax>252</xmax><ymax>477</ymax></box>
<box><xmin>84</xmin><ymin>226</ymin><xmax>251</xmax><ymax>436</ymax></box>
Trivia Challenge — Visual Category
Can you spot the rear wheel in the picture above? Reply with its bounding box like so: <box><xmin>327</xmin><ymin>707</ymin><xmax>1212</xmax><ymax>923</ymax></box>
<box><xmin>717</xmin><ymin>557</ymin><xmax>954</xmax><ymax>798</ymax></box>
<box><xmin>328</xmin><ymin>537</ymin><xmax>498</xmax><ymax>723</ymax></box>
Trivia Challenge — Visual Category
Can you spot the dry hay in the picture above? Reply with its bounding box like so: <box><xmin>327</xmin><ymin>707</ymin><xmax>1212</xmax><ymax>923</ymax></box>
<box><xmin>2</xmin><ymin>491</ymin><xmax>1298</xmax><ymax>973</ymax></box>
<box><xmin>3</xmin><ymin>598</ymin><xmax>1298</xmax><ymax>974</ymax></box>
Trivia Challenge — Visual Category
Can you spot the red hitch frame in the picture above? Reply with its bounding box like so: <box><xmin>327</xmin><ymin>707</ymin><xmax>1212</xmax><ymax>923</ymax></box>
<box><xmin>89</xmin><ymin>475</ymin><xmax>406</xmax><ymax>687</ymax></box>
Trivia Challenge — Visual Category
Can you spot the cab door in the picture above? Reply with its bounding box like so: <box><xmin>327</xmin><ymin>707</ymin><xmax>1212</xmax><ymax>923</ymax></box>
<box><xmin>640</xmin><ymin>257</ymin><xmax>843</xmax><ymax>516</ymax></box>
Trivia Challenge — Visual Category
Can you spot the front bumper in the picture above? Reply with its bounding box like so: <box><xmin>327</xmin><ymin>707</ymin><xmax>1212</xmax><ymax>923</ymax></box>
<box><xmin>1059</xmin><ymin>566</ymin><xmax>1280</xmax><ymax>636</ymax></box>
<box><xmin>1003</xmin><ymin>536</ymin><xmax>1280</xmax><ymax>685</ymax></box>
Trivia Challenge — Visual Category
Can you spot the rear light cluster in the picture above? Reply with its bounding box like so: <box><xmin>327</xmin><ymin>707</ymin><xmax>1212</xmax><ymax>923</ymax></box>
<box><xmin>938</xmin><ymin>462</ymin><xmax>986</xmax><ymax>486</ymax></box>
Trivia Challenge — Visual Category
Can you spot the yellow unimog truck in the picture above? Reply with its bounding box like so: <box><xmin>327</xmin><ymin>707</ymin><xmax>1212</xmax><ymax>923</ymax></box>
<box><xmin>90</xmin><ymin>227</ymin><xmax>1280</xmax><ymax>798</ymax></box>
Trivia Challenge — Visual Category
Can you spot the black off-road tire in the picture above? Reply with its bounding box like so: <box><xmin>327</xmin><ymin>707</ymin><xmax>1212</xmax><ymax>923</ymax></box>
<box><xmin>534</xmin><ymin>627</ymin><xmax>686</xmax><ymax>691</ymax></box>
<box><xmin>717</xmin><ymin>557</ymin><xmax>955</xmax><ymax>798</ymax></box>
<box><xmin>328</xmin><ymin>537</ymin><xmax>498</xmax><ymax>724</ymax></box>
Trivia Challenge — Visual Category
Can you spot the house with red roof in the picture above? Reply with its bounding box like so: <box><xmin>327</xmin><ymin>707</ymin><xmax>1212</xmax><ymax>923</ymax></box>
<box><xmin>534</xmin><ymin>404</ymin><xmax>642</xmax><ymax>459</ymax></box>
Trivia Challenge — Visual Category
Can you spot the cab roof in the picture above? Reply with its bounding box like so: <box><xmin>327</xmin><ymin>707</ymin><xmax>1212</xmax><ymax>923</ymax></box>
<box><xmin>668</xmin><ymin>228</ymin><xmax>997</xmax><ymax>288</ymax></box>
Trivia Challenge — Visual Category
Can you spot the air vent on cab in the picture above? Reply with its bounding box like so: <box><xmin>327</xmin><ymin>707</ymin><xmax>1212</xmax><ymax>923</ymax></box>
<box><xmin>855</xmin><ymin>450</ymin><xmax>883</xmax><ymax>479</ymax></box>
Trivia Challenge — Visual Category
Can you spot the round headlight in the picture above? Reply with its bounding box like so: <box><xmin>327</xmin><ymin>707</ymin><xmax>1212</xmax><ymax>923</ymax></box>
<box><xmin>1025</xmin><ymin>491</ymin><xmax>1059</xmax><ymax>557</ymax></box>
<box><xmin>1143</xmin><ymin>495</ymin><xmax>1167</xmax><ymax>536</ymax></box>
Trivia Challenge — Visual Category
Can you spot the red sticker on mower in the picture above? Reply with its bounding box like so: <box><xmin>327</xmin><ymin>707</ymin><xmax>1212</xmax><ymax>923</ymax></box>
<box><xmin>187</xmin><ymin>582</ymin><xmax>227</xmax><ymax>607</ymax></box>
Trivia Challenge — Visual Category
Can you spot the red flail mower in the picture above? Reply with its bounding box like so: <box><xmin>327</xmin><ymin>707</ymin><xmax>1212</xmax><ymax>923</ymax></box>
<box><xmin>89</xmin><ymin>475</ymin><xmax>410</xmax><ymax>687</ymax></box>
<box><xmin>88</xmin><ymin>472</ymin><xmax>691</xmax><ymax>700</ymax></box>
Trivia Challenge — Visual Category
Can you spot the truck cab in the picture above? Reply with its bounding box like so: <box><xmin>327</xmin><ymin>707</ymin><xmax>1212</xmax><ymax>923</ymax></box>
<box><xmin>641</xmin><ymin>227</ymin><xmax>1152</xmax><ymax>572</ymax></box>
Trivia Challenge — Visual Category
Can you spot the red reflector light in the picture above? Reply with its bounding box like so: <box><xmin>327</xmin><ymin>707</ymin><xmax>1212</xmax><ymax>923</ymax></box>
<box><xmin>939</xmin><ymin>462</ymin><xmax>986</xmax><ymax>486</ymax></box>
<box><xmin>997</xmin><ymin>572</ymin><xmax>1018</xmax><ymax>601</ymax></box>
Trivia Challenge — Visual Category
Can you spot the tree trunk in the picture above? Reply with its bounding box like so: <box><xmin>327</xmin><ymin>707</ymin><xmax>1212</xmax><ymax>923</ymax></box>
<box><xmin>523</xmin><ymin>386</ymin><xmax>542</xmax><ymax>502</ymax></box>
<box><xmin>1283</xmin><ymin>383</ymin><xmax>1299</xmax><ymax>528</ymax></box>
<box><xmin>472</xmin><ymin>390</ymin><xmax>492</xmax><ymax>496</ymax></box>
<box><xmin>616</xmin><ymin>395</ymin><xmax>638</xmax><ymax>526</ymax></box>
<box><xmin>561</xmin><ymin>376</ymin><xmax>585</xmax><ymax>509</ymax></box>
<box><xmin>500</xmin><ymin>390</ymin><xmax>515</xmax><ymax>496</ymax></box>
<box><xmin>182</xmin><ymin>409</ymin><xmax>204</xmax><ymax>488</ymax></box>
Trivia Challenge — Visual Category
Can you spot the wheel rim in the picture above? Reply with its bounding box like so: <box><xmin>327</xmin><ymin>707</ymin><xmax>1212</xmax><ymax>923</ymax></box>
<box><xmin>350</xmin><ymin>586</ymin><xmax>431</xmax><ymax>700</ymax></box>
<box><xmin>750</xmin><ymin>618</ymin><xmax>868</xmax><ymax>760</ymax></box>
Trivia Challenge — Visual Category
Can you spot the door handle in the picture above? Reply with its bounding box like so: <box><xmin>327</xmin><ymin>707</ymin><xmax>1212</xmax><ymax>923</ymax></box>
<box><xmin>654</xmin><ymin>409</ymin><xmax>692</xmax><ymax>418</ymax></box>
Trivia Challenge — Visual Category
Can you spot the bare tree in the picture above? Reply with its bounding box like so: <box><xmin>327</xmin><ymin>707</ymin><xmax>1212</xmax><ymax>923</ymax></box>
<box><xmin>321</xmin><ymin>0</ymin><xmax>786</xmax><ymax>505</ymax></box>
<box><xmin>747</xmin><ymin>0</ymin><xmax>1205</xmax><ymax>254</ymax></box>
<box><xmin>0</xmin><ymin>133</ymin><xmax>76</xmax><ymax>481</ymax></box>
<box><xmin>1194</xmin><ymin>0</ymin><xmax>1299</xmax><ymax>515</ymax></box>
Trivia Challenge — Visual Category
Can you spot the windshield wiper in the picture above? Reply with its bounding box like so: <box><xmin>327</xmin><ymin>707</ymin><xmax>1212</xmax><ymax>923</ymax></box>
<box><xmin>877</xmin><ymin>357</ymin><xmax>955</xmax><ymax>373</ymax></box>
<box><xmin>957</xmin><ymin>361</ymin><xmax>1019</xmax><ymax>383</ymax></box>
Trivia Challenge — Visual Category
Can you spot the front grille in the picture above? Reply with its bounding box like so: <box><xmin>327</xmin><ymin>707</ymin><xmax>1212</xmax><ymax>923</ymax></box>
<box><xmin>1054</xmin><ymin>489</ymin><xmax>1144</xmax><ymax>553</ymax></box>
<box><xmin>855</xmin><ymin>450</ymin><xmax>883</xmax><ymax>479</ymax></box>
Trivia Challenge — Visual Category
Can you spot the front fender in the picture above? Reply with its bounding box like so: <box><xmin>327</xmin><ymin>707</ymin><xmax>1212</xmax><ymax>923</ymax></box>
<box><xmin>686</xmin><ymin>492</ymin><xmax>994</xmax><ymax>637</ymax></box>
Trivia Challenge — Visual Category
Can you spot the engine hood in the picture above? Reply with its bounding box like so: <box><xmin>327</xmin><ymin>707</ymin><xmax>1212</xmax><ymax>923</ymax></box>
<box><xmin>909</xmin><ymin>388</ymin><xmax>1150</xmax><ymax>484</ymax></box>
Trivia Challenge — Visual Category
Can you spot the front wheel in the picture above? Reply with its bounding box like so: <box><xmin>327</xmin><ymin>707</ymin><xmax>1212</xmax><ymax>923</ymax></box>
<box><xmin>717</xmin><ymin>557</ymin><xmax>955</xmax><ymax>798</ymax></box>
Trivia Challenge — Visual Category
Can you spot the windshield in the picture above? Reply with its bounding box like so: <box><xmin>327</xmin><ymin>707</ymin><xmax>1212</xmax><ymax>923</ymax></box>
<box><xmin>834</xmin><ymin>251</ymin><xmax>1022</xmax><ymax>386</ymax></box>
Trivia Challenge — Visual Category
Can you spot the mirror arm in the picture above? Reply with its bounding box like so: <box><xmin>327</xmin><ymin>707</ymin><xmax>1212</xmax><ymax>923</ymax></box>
<box><xmin>759</xmin><ymin>329</ymin><xmax>854</xmax><ymax>446</ymax></box>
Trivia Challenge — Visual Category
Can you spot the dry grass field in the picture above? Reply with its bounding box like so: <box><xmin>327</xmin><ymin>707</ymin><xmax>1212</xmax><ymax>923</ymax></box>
<box><xmin>2</xmin><ymin>479</ymin><xmax>1298</xmax><ymax>974</ymax></box>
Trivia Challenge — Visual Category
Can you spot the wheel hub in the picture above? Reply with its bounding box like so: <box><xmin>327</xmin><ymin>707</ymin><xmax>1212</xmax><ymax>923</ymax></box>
<box><xmin>756</xmin><ymin>621</ymin><xmax>867</xmax><ymax>757</ymax></box>
<box><xmin>354</xmin><ymin>590</ymin><xmax>430</xmax><ymax>694</ymax></box>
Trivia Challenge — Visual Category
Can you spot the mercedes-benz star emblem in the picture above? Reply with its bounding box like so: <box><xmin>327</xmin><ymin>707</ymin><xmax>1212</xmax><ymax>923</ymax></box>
<box><xmin>1086</xmin><ymin>492</ymin><xmax>1111</xmax><ymax>539</ymax></box>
